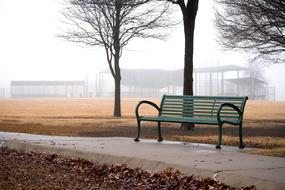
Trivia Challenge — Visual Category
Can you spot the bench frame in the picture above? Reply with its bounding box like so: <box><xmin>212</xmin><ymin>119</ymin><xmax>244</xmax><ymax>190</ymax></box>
<box><xmin>134</xmin><ymin>95</ymin><xmax>248</xmax><ymax>149</ymax></box>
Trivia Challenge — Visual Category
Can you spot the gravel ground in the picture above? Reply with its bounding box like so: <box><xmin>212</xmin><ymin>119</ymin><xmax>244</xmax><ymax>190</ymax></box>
<box><xmin>0</xmin><ymin>147</ymin><xmax>256</xmax><ymax>190</ymax></box>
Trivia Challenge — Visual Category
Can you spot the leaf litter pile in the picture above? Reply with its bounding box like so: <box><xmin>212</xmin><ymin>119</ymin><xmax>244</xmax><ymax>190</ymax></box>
<box><xmin>0</xmin><ymin>147</ymin><xmax>256</xmax><ymax>190</ymax></box>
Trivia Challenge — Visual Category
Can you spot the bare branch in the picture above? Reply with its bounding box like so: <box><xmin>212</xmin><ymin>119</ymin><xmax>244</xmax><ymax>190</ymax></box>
<box><xmin>59</xmin><ymin>0</ymin><xmax>176</xmax><ymax>77</ymax></box>
<box><xmin>215</xmin><ymin>0</ymin><xmax>285</xmax><ymax>63</ymax></box>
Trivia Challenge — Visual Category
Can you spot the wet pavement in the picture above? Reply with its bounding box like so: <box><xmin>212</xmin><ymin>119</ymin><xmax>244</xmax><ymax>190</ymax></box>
<box><xmin>1</xmin><ymin>132</ymin><xmax>285</xmax><ymax>190</ymax></box>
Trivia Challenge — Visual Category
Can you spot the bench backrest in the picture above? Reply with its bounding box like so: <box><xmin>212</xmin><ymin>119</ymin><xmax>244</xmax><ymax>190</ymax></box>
<box><xmin>160</xmin><ymin>95</ymin><xmax>248</xmax><ymax>121</ymax></box>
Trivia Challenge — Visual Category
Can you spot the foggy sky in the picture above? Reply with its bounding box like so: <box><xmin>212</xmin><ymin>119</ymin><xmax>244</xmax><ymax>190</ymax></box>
<box><xmin>0</xmin><ymin>0</ymin><xmax>284</xmax><ymax>100</ymax></box>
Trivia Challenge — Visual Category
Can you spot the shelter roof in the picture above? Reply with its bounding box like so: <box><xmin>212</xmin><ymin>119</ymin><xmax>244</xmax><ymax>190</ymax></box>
<box><xmin>226</xmin><ymin>78</ymin><xmax>266</xmax><ymax>85</ymax></box>
<box><xmin>194</xmin><ymin>64</ymin><xmax>246</xmax><ymax>73</ymax></box>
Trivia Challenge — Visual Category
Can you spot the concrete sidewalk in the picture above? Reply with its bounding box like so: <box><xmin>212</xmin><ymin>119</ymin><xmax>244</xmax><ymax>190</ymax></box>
<box><xmin>1</xmin><ymin>132</ymin><xmax>284</xmax><ymax>190</ymax></box>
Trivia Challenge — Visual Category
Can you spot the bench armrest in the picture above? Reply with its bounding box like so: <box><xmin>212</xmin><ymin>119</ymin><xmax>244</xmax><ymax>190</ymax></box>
<box><xmin>135</xmin><ymin>100</ymin><xmax>160</xmax><ymax>119</ymax></box>
<box><xmin>217</xmin><ymin>103</ymin><xmax>242</xmax><ymax>125</ymax></box>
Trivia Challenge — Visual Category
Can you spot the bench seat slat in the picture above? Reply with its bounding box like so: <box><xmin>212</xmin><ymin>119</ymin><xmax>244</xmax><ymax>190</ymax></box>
<box><xmin>163</xmin><ymin>100</ymin><xmax>243</xmax><ymax>104</ymax></box>
<box><xmin>162</xmin><ymin>106</ymin><xmax>240</xmax><ymax>111</ymax></box>
<box><xmin>139</xmin><ymin>116</ymin><xmax>240</xmax><ymax>124</ymax></box>
<box><xmin>161</xmin><ymin>109</ymin><xmax>239</xmax><ymax>115</ymax></box>
<box><xmin>163</xmin><ymin>113</ymin><xmax>213</xmax><ymax>117</ymax></box>
<box><xmin>162</xmin><ymin>104</ymin><xmax>241</xmax><ymax>109</ymax></box>
<box><xmin>165</xmin><ymin>95</ymin><xmax>245</xmax><ymax>100</ymax></box>
<box><xmin>164</xmin><ymin>100</ymin><xmax>214</xmax><ymax>104</ymax></box>
<box><xmin>164</xmin><ymin>100</ymin><xmax>243</xmax><ymax>104</ymax></box>
<box><xmin>139</xmin><ymin>116</ymin><xmax>219</xmax><ymax>124</ymax></box>
<box><xmin>162</xmin><ymin>102</ymin><xmax>242</xmax><ymax>107</ymax></box>
<box><xmin>161</xmin><ymin>113</ymin><xmax>239</xmax><ymax>119</ymax></box>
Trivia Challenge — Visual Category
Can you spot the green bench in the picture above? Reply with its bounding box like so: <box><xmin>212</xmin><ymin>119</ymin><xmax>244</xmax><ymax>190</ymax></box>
<box><xmin>134</xmin><ymin>95</ymin><xmax>248</xmax><ymax>149</ymax></box>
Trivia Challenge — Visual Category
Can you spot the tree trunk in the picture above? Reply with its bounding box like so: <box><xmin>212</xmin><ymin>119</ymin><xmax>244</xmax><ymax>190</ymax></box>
<box><xmin>113</xmin><ymin>77</ymin><xmax>121</xmax><ymax>117</ymax></box>
<box><xmin>183</xmin><ymin>16</ymin><xmax>195</xmax><ymax>96</ymax></box>
<box><xmin>113</xmin><ymin>39</ymin><xmax>121</xmax><ymax>117</ymax></box>
<box><xmin>181</xmin><ymin>8</ymin><xmax>198</xmax><ymax>130</ymax></box>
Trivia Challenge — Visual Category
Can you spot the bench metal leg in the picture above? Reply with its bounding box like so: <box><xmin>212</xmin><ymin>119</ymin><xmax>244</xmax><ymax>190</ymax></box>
<box><xmin>157</xmin><ymin>122</ymin><xmax>163</xmax><ymax>142</ymax></box>
<box><xmin>216</xmin><ymin>123</ymin><xmax>223</xmax><ymax>149</ymax></box>
<box><xmin>239</xmin><ymin>123</ymin><xmax>245</xmax><ymax>149</ymax></box>
<box><xmin>134</xmin><ymin>120</ymin><xmax>141</xmax><ymax>142</ymax></box>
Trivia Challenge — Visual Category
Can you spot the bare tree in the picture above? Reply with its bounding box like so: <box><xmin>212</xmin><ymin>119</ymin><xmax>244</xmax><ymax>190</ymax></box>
<box><xmin>60</xmin><ymin>0</ymin><xmax>174</xmax><ymax>117</ymax></box>
<box><xmin>215</xmin><ymin>0</ymin><xmax>285</xmax><ymax>63</ymax></box>
<box><xmin>168</xmin><ymin>0</ymin><xmax>199</xmax><ymax>130</ymax></box>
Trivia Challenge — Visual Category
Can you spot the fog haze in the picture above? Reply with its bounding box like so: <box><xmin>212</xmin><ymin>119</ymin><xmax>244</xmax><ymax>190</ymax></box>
<box><xmin>0</xmin><ymin>0</ymin><xmax>284</xmax><ymax>100</ymax></box>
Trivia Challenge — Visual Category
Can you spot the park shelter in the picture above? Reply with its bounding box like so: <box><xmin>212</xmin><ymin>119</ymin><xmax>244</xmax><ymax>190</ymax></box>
<box><xmin>95</xmin><ymin>64</ymin><xmax>275</xmax><ymax>100</ymax></box>
<box><xmin>226</xmin><ymin>78</ymin><xmax>275</xmax><ymax>100</ymax></box>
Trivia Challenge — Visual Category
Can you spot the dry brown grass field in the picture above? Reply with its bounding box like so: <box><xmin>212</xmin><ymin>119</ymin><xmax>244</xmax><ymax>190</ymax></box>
<box><xmin>0</xmin><ymin>98</ymin><xmax>285</xmax><ymax>157</ymax></box>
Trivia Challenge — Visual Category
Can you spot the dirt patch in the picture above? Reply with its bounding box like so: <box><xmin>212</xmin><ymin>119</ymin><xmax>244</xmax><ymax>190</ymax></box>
<box><xmin>0</xmin><ymin>119</ymin><xmax>21</xmax><ymax>123</ymax></box>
